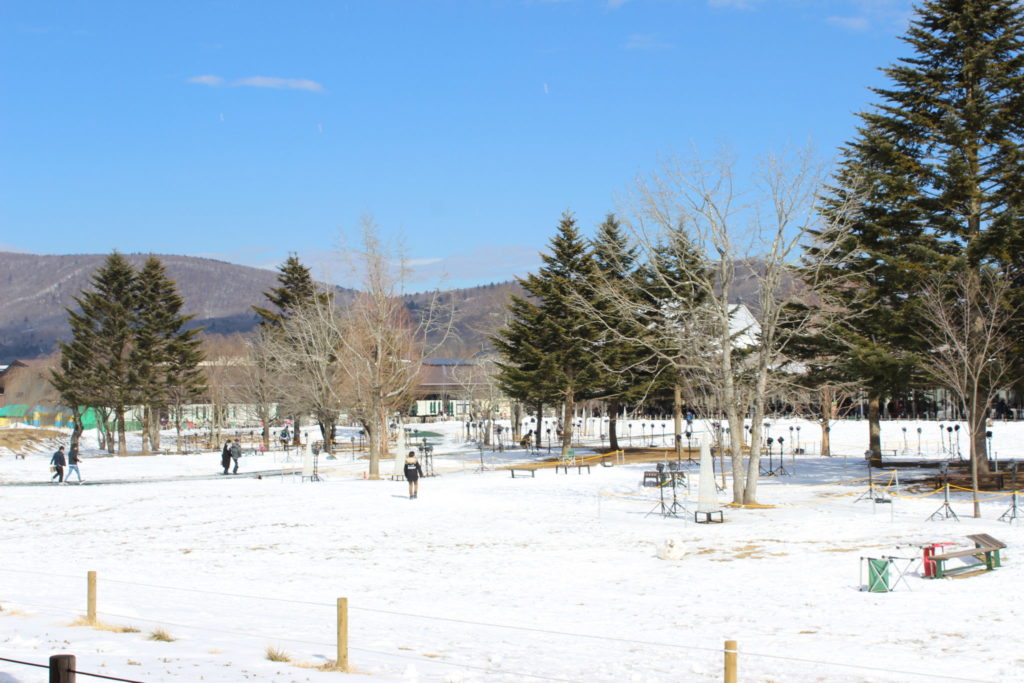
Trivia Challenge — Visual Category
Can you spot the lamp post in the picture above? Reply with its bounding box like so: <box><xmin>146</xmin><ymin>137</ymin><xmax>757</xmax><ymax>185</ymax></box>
<box><xmin>777</xmin><ymin>436</ymin><xmax>785</xmax><ymax>474</ymax></box>
<box><xmin>766</xmin><ymin>437</ymin><xmax>774</xmax><ymax>475</ymax></box>
<box><xmin>954</xmin><ymin>424</ymin><xmax>961</xmax><ymax>459</ymax></box>
<box><xmin>916</xmin><ymin>427</ymin><xmax>922</xmax><ymax>455</ymax></box>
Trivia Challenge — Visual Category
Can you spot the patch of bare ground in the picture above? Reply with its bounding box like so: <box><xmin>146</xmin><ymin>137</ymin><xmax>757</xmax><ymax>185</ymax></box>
<box><xmin>0</xmin><ymin>428</ymin><xmax>64</xmax><ymax>452</ymax></box>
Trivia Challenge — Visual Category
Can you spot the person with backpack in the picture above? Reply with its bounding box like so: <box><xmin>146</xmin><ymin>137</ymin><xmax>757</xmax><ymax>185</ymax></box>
<box><xmin>403</xmin><ymin>450</ymin><xmax>423</xmax><ymax>499</ymax></box>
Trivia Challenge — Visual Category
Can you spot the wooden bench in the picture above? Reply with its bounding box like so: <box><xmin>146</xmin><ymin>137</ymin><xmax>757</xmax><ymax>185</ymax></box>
<box><xmin>556</xmin><ymin>463</ymin><xmax>591</xmax><ymax>474</ymax></box>
<box><xmin>643</xmin><ymin>471</ymin><xmax>662</xmax><ymax>487</ymax></box>
<box><xmin>509</xmin><ymin>468</ymin><xmax>536</xmax><ymax>478</ymax></box>
<box><xmin>931</xmin><ymin>534</ymin><xmax>1006</xmax><ymax>578</ymax></box>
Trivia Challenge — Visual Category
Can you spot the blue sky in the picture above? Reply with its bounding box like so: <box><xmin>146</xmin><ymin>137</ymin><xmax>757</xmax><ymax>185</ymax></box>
<box><xmin>1</xmin><ymin>0</ymin><xmax>914</xmax><ymax>290</ymax></box>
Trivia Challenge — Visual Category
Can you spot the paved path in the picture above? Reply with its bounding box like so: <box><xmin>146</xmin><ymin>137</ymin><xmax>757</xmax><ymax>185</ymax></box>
<box><xmin>0</xmin><ymin>469</ymin><xmax>299</xmax><ymax>487</ymax></box>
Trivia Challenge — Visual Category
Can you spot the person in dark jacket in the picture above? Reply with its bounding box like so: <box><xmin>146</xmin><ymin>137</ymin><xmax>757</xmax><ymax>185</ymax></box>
<box><xmin>230</xmin><ymin>440</ymin><xmax>242</xmax><ymax>474</ymax></box>
<box><xmin>403</xmin><ymin>450</ymin><xmax>423</xmax><ymax>499</ymax></box>
<box><xmin>66</xmin><ymin>444</ymin><xmax>83</xmax><ymax>483</ymax></box>
<box><xmin>220</xmin><ymin>440</ymin><xmax>232</xmax><ymax>475</ymax></box>
<box><xmin>50</xmin><ymin>446</ymin><xmax>66</xmax><ymax>483</ymax></box>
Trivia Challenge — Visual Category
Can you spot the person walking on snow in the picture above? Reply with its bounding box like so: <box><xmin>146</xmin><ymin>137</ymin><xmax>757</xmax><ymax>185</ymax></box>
<box><xmin>230</xmin><ymin>439</ymin><xmax>242</xmax><ymax>474</ymax></box>
<box><xmin>220</xmin><ymin>440</ymin><xmax>232</xmax><ymax>474</ymax></box>
<box><xmin>66</xmin><ymin>443</ymin><xmax>83</xmax><ymax>483</ymax></box>
<box><xmin>50</xmin><ymin>446</ymin><xmax>66</xmax><ymax>483</ymax></box>
<box><xmin>404</xmin><ymin>450</ymin><xmax>423</xmax><ymax>499</ymax></box>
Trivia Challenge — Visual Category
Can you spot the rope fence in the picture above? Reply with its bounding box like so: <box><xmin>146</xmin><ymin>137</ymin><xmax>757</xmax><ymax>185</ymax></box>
<box><xmin>0</xmin><ymin>568</ymin><xmax>1004</xmax><ymax>682</ymax></box>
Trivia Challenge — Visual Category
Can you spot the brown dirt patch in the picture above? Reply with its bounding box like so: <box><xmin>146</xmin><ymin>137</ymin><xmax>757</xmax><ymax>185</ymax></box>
<box><xmin>0</xmin><ymin>428</ymin><xmax>64</xmax><ymax>453</ymax></box>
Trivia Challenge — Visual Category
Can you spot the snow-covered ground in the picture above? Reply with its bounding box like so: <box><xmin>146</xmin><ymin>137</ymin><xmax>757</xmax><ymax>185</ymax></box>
<box><xmin>1</xmin><ymin>418</ymin><xmax>1022</xmax><ymax>682</ymax></box>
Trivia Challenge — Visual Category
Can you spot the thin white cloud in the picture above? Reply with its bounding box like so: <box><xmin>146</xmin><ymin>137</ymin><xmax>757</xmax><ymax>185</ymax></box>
<box><xmin>623</xmin><ymin>33</ymin><xmax>673</xmax><ymax>51</ymax></box>
<box><xmin>232</xmin><ymin>76</ymin><xmax>325</xmax><ymax>92</ymax></box>
<box><xmin>708</xmin><ymin>0</ymin><xmax>763</xmax><ymax>9</ymax></box>
<box><xmin>607</xmin><ymin>0</ymin><xmax>632</xmax><ymax>8</ymax></box>
<box><xmin>186</xmin><ymin>75</ymin><xmax>325</xmax><ymax>92</ymax></box>
<box><xmin>826</xmin><ymin>15</ymin><xmax>870</xmax><ymax>31</ymax></box>
<box><xmin>405</xmin><ymin>245</ymin><xmax>543</xmax><ymax>286</ymax></box>
<box><xmin>0</xmin><ymin>244</ymin><xmax>33</xmax><ymax>254</ymax></box>
<box><xmin>187</xmin><ymin>74</ymin><xmax>224</xmax><ymax>87</ymax></box>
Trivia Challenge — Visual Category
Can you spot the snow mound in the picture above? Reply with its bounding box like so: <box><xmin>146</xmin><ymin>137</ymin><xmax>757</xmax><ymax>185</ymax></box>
<box><xmin>656</xmin><ymin>537</ymin><xmax>688</xmax><ymax>560</ymax></box>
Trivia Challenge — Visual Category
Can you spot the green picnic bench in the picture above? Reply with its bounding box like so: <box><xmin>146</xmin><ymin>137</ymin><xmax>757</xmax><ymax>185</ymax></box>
<box><xmin>930</xmin><ymin>533</ymin><xmax>1005</xmax><ymax>578</ymax></box>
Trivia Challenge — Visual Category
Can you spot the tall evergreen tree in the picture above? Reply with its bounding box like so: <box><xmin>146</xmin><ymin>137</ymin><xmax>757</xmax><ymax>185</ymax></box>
<box><xmin>133</xmin><ymin>256</ymin><xmax>205</xmax><ymax>452</ymax></box>
<box><xmin>253</xmin><ymin>253</ymin><xmax>329</xmax><ymax>444</ymax></box>
<box><xmin>63</xmin><ymin>252</ymin><xmax>138</xmax><ymax>455</ymax></box>
<box><xmin>494</xmin><ymin>212</ymin><xmax>602</xmax><ymax>457</ymax></box>
<box><xmin>822</xmin><ymin>0</ymin><xmax>1024</xmax><ymax>471</ymax></box>
<box><xmin>588</xmin><ymin>214</ymin><xmax>644</xmax><ymax>450</ymax></box>
<box><xmin>253</xmin><ymin>254</ymin><xmax>325</xmax><ymax>326</ymax></box>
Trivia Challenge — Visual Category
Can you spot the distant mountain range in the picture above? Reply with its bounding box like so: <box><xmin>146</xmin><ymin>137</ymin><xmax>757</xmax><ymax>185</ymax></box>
<box><xmin>0</xmin><ymin>251</ymin><xmax>770</xmax><ymax>366</ymax></box>
<box><xmin>0</xmin><ymin>252</ymin><xmax>521</xmax><ymax>364</ymax></box>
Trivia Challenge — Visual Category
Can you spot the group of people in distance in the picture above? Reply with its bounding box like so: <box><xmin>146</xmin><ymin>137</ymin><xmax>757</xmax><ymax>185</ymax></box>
<box><xmin>50</xmin><ymin>444</ymin><xmax>82</xmax><ymax>484</ymax></box>
<box><xmin>45</xmin><ymin>437</ymin><xmax>427</xmax><ymax>496</ymax></box>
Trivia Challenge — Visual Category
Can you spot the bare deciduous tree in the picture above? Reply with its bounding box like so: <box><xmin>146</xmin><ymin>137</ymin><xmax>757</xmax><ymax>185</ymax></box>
<box><xmin>586</xmin><ymin>146</ymin><xmax>858</xmax><ymax>505</ymax></box>
<box><xmin>260</xmin><ymin>299</ymin><xmax>346</xmax><ymax>454</ymax></box>
<box><xmin>917</xmin><ymin>267</ymin><xmax>1021</xmax><ymax>517</ymax></box>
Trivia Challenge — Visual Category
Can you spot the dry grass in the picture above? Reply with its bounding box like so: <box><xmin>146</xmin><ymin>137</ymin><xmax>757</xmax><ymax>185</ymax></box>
<box><xmin>0</xmin><ymin>606</ymin><xmax>29</xmax><ymax>617</ymax></box>
<box><xmin>67</xmin><ymin>616</ymin><xmax>140</xmax><ymax>633</ymax></box>
<box><xmin>295</xmin><ymin>659</ymin><xmax>351</xmax><ymax>673</ymax></box>
<box><xmin>0</xmin><ymin>428</ymin><xmax>65</xmax><ymax>452</ymax></box>
<box><xmin>265</xmin><ymin>645</ymin><xmax>291</xmax><ymax>662</ymax></box>
<box><xmin>147</xmin><ymin>627</ymin><xmax>176</xmax><ymax>642</ymax></box>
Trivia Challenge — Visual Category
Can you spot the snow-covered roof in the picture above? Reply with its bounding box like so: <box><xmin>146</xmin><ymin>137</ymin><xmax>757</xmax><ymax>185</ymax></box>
<box><xmin>729</xmin><ymin>303</ymin><xmax>760</xmax><ymax>349</ymax></box>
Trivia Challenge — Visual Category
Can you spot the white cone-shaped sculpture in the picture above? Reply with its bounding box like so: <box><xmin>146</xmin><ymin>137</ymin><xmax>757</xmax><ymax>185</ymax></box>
<box><xmin>301</xmin><ymin>441</ymin><xmax>315</xmax><ymax>480</ymax></box>
<box><xmin>393</xmin><ymin>423</ymin><xmax>407</xmax><ymax>479</ymax></box>
<box><xmin>697</xmin><ymin>434</ymin><xmax>721</xmax><ymax>515</ymax></box>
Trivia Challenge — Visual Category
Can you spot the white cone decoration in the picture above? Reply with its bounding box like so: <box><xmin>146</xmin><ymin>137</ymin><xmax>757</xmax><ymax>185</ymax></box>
<box><xmin>697</xmin><ymin>434</ymin><xmax>721</xmax><ymax>514</ymax></box>
<box><xmin>393</xmin><ymin>423</ymin><xmax>407</xmax><ymax>479</ymax></box>
<box><xmin>301</xmin><ymin>441</ymin><xmax>314</xmax><ymax>479</ymax></box>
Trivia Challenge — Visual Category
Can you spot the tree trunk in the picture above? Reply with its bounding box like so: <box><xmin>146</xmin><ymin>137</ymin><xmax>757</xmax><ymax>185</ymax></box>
<box><xmin>534</xmin><ymin>401</ymin><xmax>543</xmax><ymax>448</ymax></box>
<box><xmin>70</xmin><ymin>406</ymin><xmax>84</xmax><ymax>451</ymax></box>
<box><xmin>512</xmin><ymin>402</ymin><xmax>522</xmax><ymax>441</ymax></box>
<box><xmin>819</xmin><ymin>386</ymin><xmax>834</xmax><ymax>457</ymax></box>
<box><xmin>561</xmin><ymin>393</ymin><xmax>574</xmax><ymax>459</ymax></box>
<box><xmin>673</xmin><ymin>385</ymin><xmax>683</xmax><ymax>461</ymax></box>
<box><xmin>867</xmin><ymin>394</ymin><xmax>882</xmax><ymax>467</ymax></box>
<box><xmin>149</xmin><ymin>406</ymin><xmax>162</xmax><ymax>452</ymax></box>
<box><xmin>174</xmin><ymin>404</ymin><xmax>183</xmax><ymax>454</ymax></box>
<box><xmin>116</xmin><ymin>406</ymin><xmax>127</xmax><ymax>455</ymax></box>
<box><xmin>608</xmin><ymin>399</ymin><xmax>620</xmax><ymax>451</ymax></box>
<box><xmin>969</xmin><ymin>388</ymin><xmax>987</xmax><ymax>518</ymax></box>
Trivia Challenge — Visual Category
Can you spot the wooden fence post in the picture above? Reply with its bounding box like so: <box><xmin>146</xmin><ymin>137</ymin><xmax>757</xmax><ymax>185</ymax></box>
<box><xmin>336</xmin><ymin>597</ymin><xmax>348</xmax><ymax>672</ymax></box>
<box><xmin>49</xmin><ymin>653</ymin><xmax>76</xmax><ymax>683</ymax></box>
<box><xmin>86</xmin><ymin>571</ymin><xmax>96</xmax><ymax>624</ymax></box>
<box><xmin>724</xmin><ymin>639</ymin><xmax>737</xmax><ymax>683</ymax></box>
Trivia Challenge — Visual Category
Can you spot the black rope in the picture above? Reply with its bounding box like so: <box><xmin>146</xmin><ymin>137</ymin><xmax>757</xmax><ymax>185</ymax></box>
<box><xmin>70</xmin><ymin>670</ymin><xmax>147</xmax><ymax>683</ymax></box>
<box><xmin>0</xmin><ymin>655</ymin><xmax>47</xmax><ymax>668</ymax></box>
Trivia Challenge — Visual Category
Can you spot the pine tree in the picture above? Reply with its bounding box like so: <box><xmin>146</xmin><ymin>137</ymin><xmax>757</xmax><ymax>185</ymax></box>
<box><xmin>62</xmin><ymin>252</ymin><xmax>138</xmax><ymax>455</ymax></box>
<box><xmin>588</xmin><ymin>214</ymin><xmax>641</xmax><ymax>450</ymax></box>
<box><xmin>822</xmin><ymin>0</ymin><xmax>1024</xmax><ymax>470</ymax></box>
<box><xmin>253</xmin><ymin>254</ymin><xmax>324</xmax><ymax>326</ymax></box>
<box><xmin>253</xmin><ymin>253</ymin><xmax>329</xmax><ymax>444</ymax></box>
<box><xmin>494</xmin><ymin>212</ymin><xmax>602</xmax><ymax>457</ymax></box>
<box><xmin>133</xmin><ymin>256</ymin><xmax>205</xmax><ymax>452</ymax></box>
